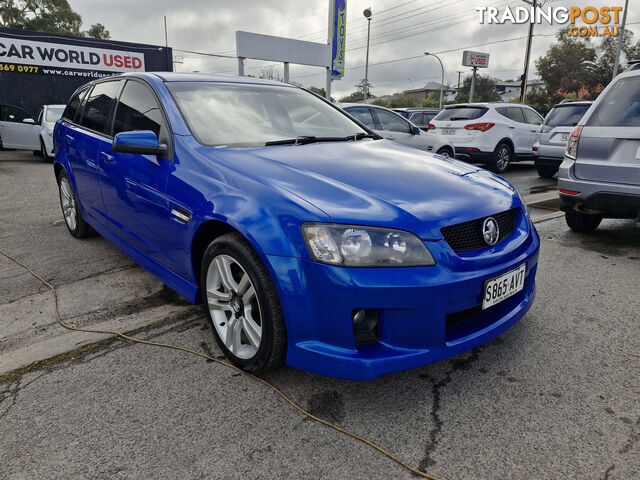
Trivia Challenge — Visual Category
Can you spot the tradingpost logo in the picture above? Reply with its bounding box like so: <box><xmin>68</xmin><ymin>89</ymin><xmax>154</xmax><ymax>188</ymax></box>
<box><xmin>476</xmin><ymin>5</ymin><xmax>624</xmax><ymax>37</ymax></box>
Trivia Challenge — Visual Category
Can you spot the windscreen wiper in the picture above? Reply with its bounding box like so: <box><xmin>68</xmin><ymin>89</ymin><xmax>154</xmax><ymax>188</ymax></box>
<box><xmin>265</xmin><ymin>134</ymin><xmax>376</xmax><ymax>146</ymax></box>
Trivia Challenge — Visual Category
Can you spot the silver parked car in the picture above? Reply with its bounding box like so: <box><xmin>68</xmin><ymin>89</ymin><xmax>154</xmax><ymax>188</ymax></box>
<box><xmin>558</xmin><ymin>71</ymin><xmax>640</xmax><ymax>232</ymax></box>
<box><xmin>533</xmin><ymin>101</ymin><xmax>592</xmax><ymax>178</ymax></box>
<box><xmin>340</xmin><ymin>103</ymin><xmax>455</xmax><ymax>157</ymax></box>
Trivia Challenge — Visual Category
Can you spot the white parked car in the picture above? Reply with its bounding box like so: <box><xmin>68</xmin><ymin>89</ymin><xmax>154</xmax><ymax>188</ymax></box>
<box><xmin>340</xmin><ymin>103</ymin><xmax>455</xmax><ymax>157</ymax></box>
<box><xmin>429</xmin><ymin>103</ymin><xmax>544</xmax><ymax>172</ymax></box>
<box><xmin>0</xmin><ymin>104</ymin><xmax>65</xmax><ymax>162</ymax></box>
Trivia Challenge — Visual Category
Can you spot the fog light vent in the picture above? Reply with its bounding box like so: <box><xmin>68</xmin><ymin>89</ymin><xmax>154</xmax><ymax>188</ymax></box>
<box><xmin>352</xmin><ymin>309</ymin><xmax>379</xmax><ymax>346</ymax></box>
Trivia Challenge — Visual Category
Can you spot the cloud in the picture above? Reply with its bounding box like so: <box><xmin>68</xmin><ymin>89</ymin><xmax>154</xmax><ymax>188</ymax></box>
<box><xmin>72</xmin><ymin>0</ymin><xmax>637</xmax><ymax>99</ymax></box>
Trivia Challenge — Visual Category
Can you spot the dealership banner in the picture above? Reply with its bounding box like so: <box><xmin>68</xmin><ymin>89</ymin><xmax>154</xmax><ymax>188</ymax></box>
<box><xmin>331</xmin><ymin>0</ymin><xmax>346</xmax><ymax>78</ymax></box>
<box><xmin>0</xmin><ymin>35</ymin><xmax>146</xmax><ymax>73</ymax></box>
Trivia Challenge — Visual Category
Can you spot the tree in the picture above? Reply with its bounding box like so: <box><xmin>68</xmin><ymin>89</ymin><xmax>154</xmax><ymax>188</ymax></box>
<box><xmin>0</xmin><ymin>0</ymin><xmax>110</xmax><ymax>38</ymax></box>
<box><xmin>339</xmin><ymin>90</ymin><xmax>365</xmax><ymax>103</ymax></box>
<box><xmin>83</xmin><ymin>22</ymin><xmax>109</xmax><ymax>39</ymax></box>
<box><xmin>594</xmin><ymin>30</ymin><xmax>639</xmax><ymax>87</ymax></box>
<box><xmin>454</xmin><ymin>74</ymin><xmax>501</xmax><ymax>103</ymax></box>
<box><xmin>535</xmin><ymin>29</ymin><xmax>597</xmax><ymax>100</ymax></box>
<box><xmin>422</xmin><ymin>91</ymin><xmax>441</xmax><ymax>108</ymax></box>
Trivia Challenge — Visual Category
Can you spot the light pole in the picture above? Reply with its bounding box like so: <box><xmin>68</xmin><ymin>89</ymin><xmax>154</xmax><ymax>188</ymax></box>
<box><xmin>424</xmin><ymin>52</ymin><xmax>444</xmax><ymax>109</ymax></box>
<box><xmin>363</xmin><ymin>7</ymin><xmax>372</xmax><ymax>103</ymax></box>
<box><xmin>612</xmin><ymin>0</ymin><xmax>629</xmax><ymax>79</ymax></box>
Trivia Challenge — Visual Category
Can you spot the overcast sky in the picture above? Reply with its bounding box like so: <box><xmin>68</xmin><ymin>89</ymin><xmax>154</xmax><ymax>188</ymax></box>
<box><xmin>72</xmin><ymin>0</ymin><xmax>639</xmax><ymax>99</ymax></box>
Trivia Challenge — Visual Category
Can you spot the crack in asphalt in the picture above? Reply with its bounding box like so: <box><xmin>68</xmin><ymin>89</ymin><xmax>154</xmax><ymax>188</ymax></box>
<box><xmin>618</xmin><ymin>417</ymin><xmax>640</xmax><ymax>455</ymax></box>
<box><xmin>0</xmin><ymin>373</ymin><xmax>47</xmax><ymax>420</ymax></box>
<box><xmin>603</xmin><ymin>463</ymin><xmax>615</xmax><ymax>480</ymax></box>
<box><xmin>418</xmin><ymin>347</ymin><xmax>483</xmax><ymax>472</ymax></box>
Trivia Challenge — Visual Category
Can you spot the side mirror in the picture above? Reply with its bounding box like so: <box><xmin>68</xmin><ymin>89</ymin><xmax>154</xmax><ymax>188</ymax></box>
<box><xmin>22</xmin><ymin>118</ymin><xmax>36</xmax><ymax>125</ymax></box>
<box><xmin>411</xmin><ymin>126</ymin><xmax>421</xmax><ymax>135</ymax></box>
<box><xmin>112</xmin><ymin>130</ymin><xmax>167</xmax><ymax>156</ymax></box>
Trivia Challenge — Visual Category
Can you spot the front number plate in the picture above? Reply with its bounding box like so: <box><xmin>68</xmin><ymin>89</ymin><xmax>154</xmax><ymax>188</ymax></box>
<box><xmin>482</xmin><ymin>264</ymin><xmax>526</xmax><ymax>310</ymax></box>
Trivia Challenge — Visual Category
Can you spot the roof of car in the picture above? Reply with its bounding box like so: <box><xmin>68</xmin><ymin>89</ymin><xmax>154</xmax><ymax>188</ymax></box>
<box><xmin>106</xmin><ymin>72</ymin><xmax>296</xmax><ymax>87</ymax></box>
<box><xmin>552</xmin><ymin>101</ymin><xmax>593</xmax><ymax>108</ymax></box>
<box><xmin>444</xmin><ymin>102</ymin><xmax>535</xmax><ymax>109</ymax></box>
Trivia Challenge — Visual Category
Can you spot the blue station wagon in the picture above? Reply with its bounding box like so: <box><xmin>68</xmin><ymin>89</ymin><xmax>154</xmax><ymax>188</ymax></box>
<box><xmin>53</xmin><ymin>73</ymin><xmax>539</xmax><ymax>380</ymax></box>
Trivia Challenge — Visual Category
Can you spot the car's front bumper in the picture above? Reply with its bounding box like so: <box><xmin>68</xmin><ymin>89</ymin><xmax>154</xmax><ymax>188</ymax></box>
<box><xmin>267</xmin><ymin>218</ymin><xmax>540</xmax><ymax>380</ymax></box>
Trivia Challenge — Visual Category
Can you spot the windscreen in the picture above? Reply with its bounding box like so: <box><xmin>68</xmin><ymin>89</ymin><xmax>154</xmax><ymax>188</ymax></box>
<box><xmin>432</xmin><ymin>107</ymin><xmax>488</xmax><ymax>121</ymax></box>
<box><xmin>45</xmin><ymin>107</ymin><xmax>65</xmax><ymax>122</ymax></box>
<box><xmin>587</xmin><ymin>76</ymin><xmax>640</xmax><ymax>127</ymax></box>
<box><xmin>544</xmin><ymin>105</ymin><xmax>590</xmax><ymax>127</ymax></box>
<box><xmin>167</xmin><ymin>82</ymin><xmax>367</xmax><ymax>147</ymax></box>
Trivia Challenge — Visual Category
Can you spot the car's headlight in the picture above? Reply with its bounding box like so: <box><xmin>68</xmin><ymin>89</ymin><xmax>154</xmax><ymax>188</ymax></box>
<box><xmin>301</xmin><ymin>223</ymin><xmax>435</xmax><ymax>267</ymax></box>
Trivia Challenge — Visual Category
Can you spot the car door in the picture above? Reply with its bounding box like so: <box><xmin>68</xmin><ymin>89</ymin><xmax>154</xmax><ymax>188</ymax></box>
<box><xmin>371</xmin><ymin>107</ymin><xmax>416</xmax><ymax>145</ymax></box>
<box><xmin>98</xmin><ymin>78</ymin><xmax>177</xmax><ymax>268</ymax></box>
<box><xmin>344</xmin><ymin>106</ymin><xmax>376</xmax><ymax>130</ymax></box>
<box><xmin>522</xmin><ymin>107</ymin><xmax>543</xmax><ymax>150</ymax></box>
<box><xmin>500</xmin><ymin>106</ymin><xmax>529</xmax><ymax>154</ymax></box>
<box><xmin>67</xmin><ymin>81</ymin><xmax>123</xmax><ymax>222</ymax></box>
<box><xmin>0</xmin><ymin>105</ymin><xmax>40</xmax><ymax>149</ymax></box>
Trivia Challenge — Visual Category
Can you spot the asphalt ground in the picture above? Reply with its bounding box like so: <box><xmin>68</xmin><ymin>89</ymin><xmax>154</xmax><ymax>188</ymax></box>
<box><xmin>1</xmin><ymin>150</ymin><xmax>639</xmax><ymax>479</ymax></box>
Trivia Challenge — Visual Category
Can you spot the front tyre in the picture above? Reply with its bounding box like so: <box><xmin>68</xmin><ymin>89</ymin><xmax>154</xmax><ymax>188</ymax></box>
<box><xmin>565</xmin><ymin>211</ymin><xmax>602</xmax><ymax>233</ymax></box>
<box><xmin>436</xmin><ymin>146</ymin><xmax>454</xmax><ymax>158</ymax></box>
<box><xmin>491</xmin><ymin>142</ymin><xmax>512</xmax><ymax>173</ymax></box>
<box><xmin>56</xmin><ymin>171</ymin><xmax>94</xmax><ymax>238</ymax></box>
<box><xmin>201</xmin><ymin>233</ymin><xmax>286</xmax><ymax>374</ymax></box>
<box><xmin>41</xmin><ymin>139</ymin><xmax>53</xmax><ymax>163</ymax></box>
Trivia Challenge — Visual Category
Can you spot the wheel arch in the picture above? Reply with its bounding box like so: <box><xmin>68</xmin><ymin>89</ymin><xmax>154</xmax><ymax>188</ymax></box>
<box><xmin>495</xmin><ymin>137</ymin><xmax>514</xmax><ymax>152</ymax></box>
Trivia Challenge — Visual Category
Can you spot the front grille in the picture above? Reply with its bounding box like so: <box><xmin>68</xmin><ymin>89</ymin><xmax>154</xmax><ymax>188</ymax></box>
<box><xmin>441</xmin><ymin>208</ymin><xmax>517</xmax><ymax>252</ymax></box>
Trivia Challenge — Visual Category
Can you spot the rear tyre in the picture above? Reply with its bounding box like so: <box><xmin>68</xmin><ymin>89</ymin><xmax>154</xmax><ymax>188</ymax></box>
<box><xmin>41</xmin><ymin>139</ymin><xmax>53</xmax><ymax>163</ymax></box>
<box><xmin>56</xmin><ymin>171</ymin><xmax>94</xmax><ymax>238</ymax></box>
<box><xmin>201</xmin><ymin>233</ymin><xmax>286</xmax><ymax>374</ymax></box>
<box><xmin>565</xmin><ymin>211</ymin><xmax>602</xmax><ymax>233</ymax></box>
<box><xmin>490</xmin><ymin>142</ymin><xmax>512</xmax><ymax>173</ymax></box>
<box><xmin>537</xmin><ymin>166</ymin><xmax>557</xmax><ymax>179</ymax></box>
<box><xmin>436</xmin><ymin>146</ymin><xmax>454</xmax><ymax>158</ymax></box>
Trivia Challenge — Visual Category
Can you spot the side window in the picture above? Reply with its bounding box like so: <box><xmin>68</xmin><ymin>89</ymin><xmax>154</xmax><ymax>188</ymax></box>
<box><xmin>375</xmin><ymin>108</ymin><xmax>412</xmax><ymax>133</ymax></box>
<box><xmin>522</xmin><ymin>108</ymin><xmax>542</xmax><ymax>125</ymax></box>
<box><xmin>37</xmin><ymin>108</ymin><xmax>43</xmax><ymax>124</ymax></box>
<box><xmin>78</xmin><ymin>81</ymin><xmax>122</xmax><ymax>135</ymax></box>
<box><xmin>498</xmin><ymin>107</ymin><xmax>525</xmax><ymax>123</ymax></box>
<box><xmin>1</xmin><ymin>105</ymin><xmax>31</xmax><ymax>123</ymax></box>
<box><xmin>62</xmin><ymin>88</ymin><xmax>88</xmax><ymax>123</ymax></box>
<box><xmin>114</xmin><ymin>80</ymin><xmax>167</xmax><ymax>138</ymax></box>
<box><xmin>409</xmin><ymin>112</ymin><xmax>425</xmax><ymax>125</ymax></box>
<box><xmin>346</xmin><ymin>107</ymin><xmax>376</xmax><ymax>128</ymax></box>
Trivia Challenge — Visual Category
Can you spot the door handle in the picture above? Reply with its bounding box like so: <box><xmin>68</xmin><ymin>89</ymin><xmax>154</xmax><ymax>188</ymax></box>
<box><xmin>65</xmin><ymin>134</ymin><xmax>75</xmax><ymax>142</ymax></box>
<box><xmin>387</xmin><ymin>136</ymin><xmax>396</xmax><ymax>140</ymax></box>
<box><xmin>99</xmin><ymin>152</ymin><xmax>115</xmax><ymax>163</ymax></box>
<box><xmin>508</xmin><ymin>126</ymin><xmax>515</xmax><ymax>129</ymax></box>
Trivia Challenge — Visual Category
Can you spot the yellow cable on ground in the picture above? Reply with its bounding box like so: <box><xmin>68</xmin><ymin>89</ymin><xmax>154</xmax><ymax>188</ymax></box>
<box><xmin>1</xmin><ymin>248</ymin><xmax>442</xmax><ymax>480</ymax></box>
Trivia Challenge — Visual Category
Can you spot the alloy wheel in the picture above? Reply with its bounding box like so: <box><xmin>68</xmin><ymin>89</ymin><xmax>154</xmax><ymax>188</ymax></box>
<box><xmin>496</xmin><ymin>146</ymin><xmax>511</xmax><ymax>171</ymax></box>
<box><xmin>206</xmin><ymin>254</ymin><xmax>262</xmax><ymax>359</ymax></box>
<box><xmin>59</xmin><ymin>177</ymin><xmax>77</xmax><ymax>231</ymax></box>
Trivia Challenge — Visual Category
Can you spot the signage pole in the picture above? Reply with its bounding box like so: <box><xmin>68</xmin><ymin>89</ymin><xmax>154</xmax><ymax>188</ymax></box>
<box><xmin>612</xmin><ymin>0</ymin><xmax>629</xmax><ymax>79</ymax></box>
<box><xmin>283</xmin><ymin>62</ymin><xmax>289</xmax><ymax>83</ymax></box>
<box><xmin>326</xmin><ymin>0</ymin><xmax>333</xmax><ymax>101</ymax></box>
<box><xmin>520</xmin><ymin>0</ymin><xmax>537</xmax><ymax>103</ymax></box>
<box><xmin>237</xmin><ymin>57</ymin><xmax>245</xmax><ymax>76</ymax></box>
<box><xmin>469</xmin><ymin>67</ymin><xmax>477</xmax><ymax>103</ymax></box>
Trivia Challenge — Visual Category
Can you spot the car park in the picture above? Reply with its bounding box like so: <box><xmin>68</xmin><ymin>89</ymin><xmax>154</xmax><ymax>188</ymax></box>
<box><xmin>53</xmin><ymin>73</ymin><xmax>539</xmax><ymax>381</ymax></box>
<box><xmin>429</xmin><ymin>102</ymin><xmax>544</xmax><ymax>173</ymax></box>
<box><xmin>341</xmin><ymin>103</ymin><xmax>455</xmax><ymax>157</ymax></box>
<box><xmin>558</xmin><ymin>70</ymin><xmax>640</xmax><ymax>233</ymax></box>
<box><xmin>393</xmin><ymin>107</ymin><xmax>441</xmax><ymax>131</ymax></box>
<box><xmin>533</xmin><ymin>100</ymin><xmax>592</xmax><ymax>178</ymax></box>
<box><xmin>0</xmin><ymin>103</ymin><xmax>65</xmax><ymax>161</ymax></box>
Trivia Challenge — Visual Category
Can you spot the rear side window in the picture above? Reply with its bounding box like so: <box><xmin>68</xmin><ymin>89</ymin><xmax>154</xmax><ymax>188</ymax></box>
<box><xmin>587</xmin><ymin>76</ymin><xmax>640</xmax><ymax>127</ymax></box>
<box><xmin>409</xmin><ymin>112</ymin><xmax>426</xmax><ymax>125</ymax></box>
<box><xmin>374</xmin><ymin>108</ymin><xmax>412</xmax><ymax>133</ymax></box>
<box><xmin>497</xmin><ymin>107</ymin><xmax>525</xmax><ymax>123</ymax></box>
<box><xmin>346</xmin><ymin>107</ymin><xmax>375</xmax><ymax>128</ymax></box>
<box><xmin>79</xmin><ymin>81</ymin><xmax>122</xmax><ymax>135</ymax></box>
<box><xmin>1</xmin><ymin>105</ymin><xmax>31</xmax><ymax>123</ymax></box>
<box><xmin>433</xmin><ymin>107</ymin><xmax>487</xmax><ymax>121</ymax></box>
<box><xmin>63</xmin><ymin>88</ymin><xmax>88</xmax><ymax>123</ymax></box>
<box><xmin>114</xmin><ymin>80</ymin><xmax>166</xmax><ymax>137</ymax></box>
<box><xmin>544</xmin><ymin>105</ymin><xmax>590</xmax><ymax>127</ymax></box>
<box><xmin>523</xmin><ymin>108</ymin><xmax>543</xmax><ymax>125</ymax></box>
